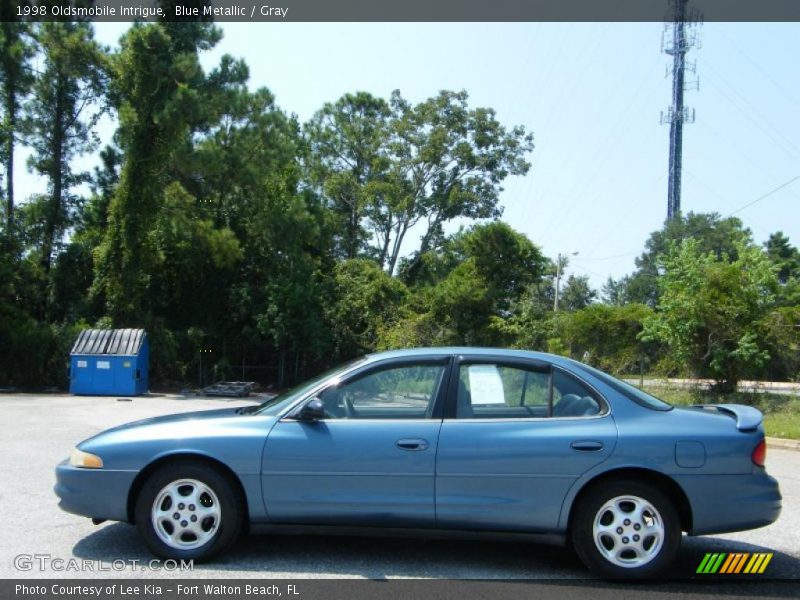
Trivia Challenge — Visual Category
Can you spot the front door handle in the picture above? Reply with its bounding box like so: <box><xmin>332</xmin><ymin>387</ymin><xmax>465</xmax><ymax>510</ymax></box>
<box><xmin>396</xmin><ymin>438</ymin><xmax>429</xmax><ymax>451</ymax></box>
<box><xmin>570</xmin><ymin>440</ymin><xmax>604</xmax><ymax>452</ymax></box>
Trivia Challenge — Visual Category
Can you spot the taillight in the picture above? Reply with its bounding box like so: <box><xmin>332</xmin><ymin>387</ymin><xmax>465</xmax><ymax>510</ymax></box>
<box><xmin>752</xmin><ymin>439</ymin><xmax>767</xmax><ymax>467</ymax></box>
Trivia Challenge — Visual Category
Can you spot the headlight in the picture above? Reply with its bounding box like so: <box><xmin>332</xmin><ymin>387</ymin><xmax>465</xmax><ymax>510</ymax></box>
<box><xmin>69</xmin><ymin>448</ymin><xmax>103</xmax><ymax>469</ymax></box>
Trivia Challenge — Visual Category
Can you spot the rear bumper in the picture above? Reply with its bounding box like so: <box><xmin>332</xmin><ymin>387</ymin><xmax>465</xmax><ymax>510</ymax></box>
<box><xmin>54</xmin><ymin>460</ymin><xmax>137</xmax><ymax>523</ymax></box>
<box><xmin>675</xmin><ymin>471</ymin><xmax>782</xmax><ymax>535</ymax></box>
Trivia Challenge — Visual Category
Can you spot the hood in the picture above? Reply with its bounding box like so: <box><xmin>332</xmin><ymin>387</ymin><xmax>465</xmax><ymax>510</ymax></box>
<box><xmin>96</xmin><ymin>407</ymin><xmax>243</xmax><ymax>435</ymax></box>
<box><xmin>74</xmin><ymin>404</ymin><xmax>278</xmax><ymax>472</ymax></box>
<box><xmin>78</xmin><ymin>405</ymin><xmax>272</xmax><ymax>449</ymax></box>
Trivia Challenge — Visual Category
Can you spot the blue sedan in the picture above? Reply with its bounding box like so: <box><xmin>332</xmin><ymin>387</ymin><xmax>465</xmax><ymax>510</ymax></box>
<box><xmin>55</xmin><ymin>348</ymin><xmax>781</xmax><ymax>578</ymax></box>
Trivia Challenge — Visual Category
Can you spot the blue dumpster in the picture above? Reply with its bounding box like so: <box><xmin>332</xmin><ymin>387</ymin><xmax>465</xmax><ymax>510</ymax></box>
<box><xmin>69</xmin><ymin>329</ymin><xmax>149</xmax><ymax>396</ymax></box>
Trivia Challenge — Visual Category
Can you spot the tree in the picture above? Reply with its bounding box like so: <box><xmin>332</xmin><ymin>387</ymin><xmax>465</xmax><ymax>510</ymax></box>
<box><xmin>149</xmin><ymin>182</ymin><xmax>242</xmax><ymax>326</ymax></box>
<box><xmin>328</xmin><ymin>259</ymin><xmax>408</xmax><ymax>358</ymax></box>
<box><xmin>25</xmin><ymin>22</ymin><xmax>108</xmax><ymax>271</ymax></box>
<box><xmin>496</xmin><ymin>277</ymin><xmax>557</xmax><ymax>351</ymax></box>
<box><xmin>642</xmin><ymin>239</ymin><xmax>778</xmax><ymax>391</ymax></box>
<box><xmin>764</xmin><ymin>231</ymin><xmax>800</xmax><ymax>284</ymax></box>
<box><xmin>763</xmin><ymin>232</ymin><xmax>800</xmax><ymax>307</ymax></box>
<box><xmin>406</xmin><ymin>222</ymin><xmax>548</xmax><ymax>305</ymax></box>
<box><xmin>48</xmin><ymin>241</ymin><xmax>95</xmax><ymax>323</ymax></box>
<box><xmin>187</xmin><ymin>81</ymin><xmax>333</xmax><ymax>379</ymax></box>
<box><xmin>305</xmin><ymin>92</ymin><xmax>391</xmax><ymax>260</ymax></box>
<box><xmin>39</xmin><ymin>144</ymin><xmax>123</xmax><ymax>326</ymax></box>
<box><xmin>94</xmin><ymin>22</ymin><xmax>246</xmax><ymax>322</ymax></box>
<box><xmin>381</xmin><ymin>90</ymin><xmax>534</xmax><ymax>275</ymax></box>
<box><xmin>627</xmin><ymin>212</ymin><xmax>752</xmax><ymax>306</ymax></box>
<box><xmin>759</xmin><ymin>306</ymin><xmax>800</xmax><ymax>382</ymax></box>
<box><xmin>77</xmin><ymin>144</ymin><xmax>122</xmax><ymax>247</ymax></box>
<box><xmin>559</xmin><ymin>274</ymin><xmax>596</xmax><ymax>311</ymax></box>
<box><xmin>551</xmin><ymin>303</ymin><xmax>656</xmax><ymax>374</ymax></box>
<box><xmin>229</xmin><ymin>183</ymin><xmax>334</xmax><ymax>379</ymax></box>
<box><xmin>0</xmin><ymin>13</ymin><xmax>35</xmax><ymax>235</ymax></box>
<box><xmin>460</xmin><ymin>221</ymin><xmax>548</xmax><ymax>308</ymax></box>
<box><xmin>601</xmin><ymin>276</ymin><xmax>631</xmax><ymax>306</ymax></box>
<box><xmin>385</xmin><ymin>222</ymin><xmax>548</xmax><ymax>347</ymax></box>
<box><xmin>306</xmin><ymin>89</ymin><xmax>534</xmax><ymax>274</ymax></box>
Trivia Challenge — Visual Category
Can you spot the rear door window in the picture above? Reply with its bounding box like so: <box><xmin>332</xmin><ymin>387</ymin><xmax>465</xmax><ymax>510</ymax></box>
<box><xmin>456</xmin><ymin>363</ymin><xmax>550</xmax><ymax>419</ymax></box>
<box><xmin>455</xmin><ymin>362</ymin><xmax>606</xmax><ymax>419</ymax></box>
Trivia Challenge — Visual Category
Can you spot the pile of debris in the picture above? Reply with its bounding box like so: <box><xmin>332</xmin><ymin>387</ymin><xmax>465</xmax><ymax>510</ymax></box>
<box><xmin>202</xmin><ymin>381</ymin><xmax>257</xmax><ymax>398</ymax></box>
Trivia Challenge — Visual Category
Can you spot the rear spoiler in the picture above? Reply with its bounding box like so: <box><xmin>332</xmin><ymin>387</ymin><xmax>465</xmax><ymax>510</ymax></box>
<box><xmin>691</xmin><ymin>403</ymin><xmax>763</xmax><ymax>431</ymax></box>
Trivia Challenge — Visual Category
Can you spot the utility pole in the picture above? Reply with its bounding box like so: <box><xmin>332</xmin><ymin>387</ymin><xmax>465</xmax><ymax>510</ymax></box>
<box><xmin>661</xmin><ymin>0</ymin><xmax>701</xmax><ymax>220</ymax></box>
<box><xmin>553</xmin><ymin>251</ymin><xmax>577</xmax><ymax>312</ymax></box>
<box><xmin>554</xmin><ymin>254</ymin><xmax>562</xmax><ymax>312</ymax></box>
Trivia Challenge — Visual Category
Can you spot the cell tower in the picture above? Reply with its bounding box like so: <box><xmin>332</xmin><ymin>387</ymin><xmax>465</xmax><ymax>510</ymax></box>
<box><xmin>661</xmin><ymin>0</ymin><xmax>702</xmax><ymax>220</ymax></box>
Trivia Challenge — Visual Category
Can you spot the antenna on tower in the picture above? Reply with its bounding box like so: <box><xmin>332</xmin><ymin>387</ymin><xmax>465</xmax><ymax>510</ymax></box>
<box><xmin>660</xmin><ymin>0</ymin><xmax>702</xmax><ymax>220</ymax></box>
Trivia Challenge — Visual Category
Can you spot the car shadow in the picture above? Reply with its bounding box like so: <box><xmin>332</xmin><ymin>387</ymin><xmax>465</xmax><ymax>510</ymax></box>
<box><xmin>72</xmin><ymin>524</ymin><xmax>799</xmax><ymax>587</ymax></box>
<box><xmin>72</xmin><ymin>523</ymin><xmax>580</xmax><ymax>578</ymax></box>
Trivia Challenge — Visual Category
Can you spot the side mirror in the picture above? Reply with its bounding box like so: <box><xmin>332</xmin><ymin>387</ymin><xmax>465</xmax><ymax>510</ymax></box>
<box><xmin>296</xmin><ymin>397</ymin><xmax>325</xmax><ymax>421</ymax></box>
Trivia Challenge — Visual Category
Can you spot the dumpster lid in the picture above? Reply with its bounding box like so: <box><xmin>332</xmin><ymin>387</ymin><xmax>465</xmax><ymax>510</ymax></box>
<box><xmin>71</xmin><ymin>329</ymin><xmax>146</xmax><ymax>356</ymax></box>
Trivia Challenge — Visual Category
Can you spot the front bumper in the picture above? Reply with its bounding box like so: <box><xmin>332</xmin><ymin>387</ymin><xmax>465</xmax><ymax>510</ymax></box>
<box><xmin>54</xmin><ymin>460</ymin><xmax>137</xmax><ymax>523</ymax></box>
<box><xmin>676</xmin><ymin>470</ymin><xmax>782</xmax><ymax>535</ymax></box>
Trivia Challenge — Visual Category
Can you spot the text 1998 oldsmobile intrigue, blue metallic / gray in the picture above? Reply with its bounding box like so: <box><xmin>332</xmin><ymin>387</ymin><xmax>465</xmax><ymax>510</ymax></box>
<box><xmin>55</xmin><ymin>348</ymin><xmax>781</xmax><ymax>578</ymax></box>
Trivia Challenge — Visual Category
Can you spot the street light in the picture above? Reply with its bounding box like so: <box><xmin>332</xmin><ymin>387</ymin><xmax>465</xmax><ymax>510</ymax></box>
<box><xmin>553</xmin><ymin>251</ymin><xmax>579</xmax><ymax>312</ymax></box>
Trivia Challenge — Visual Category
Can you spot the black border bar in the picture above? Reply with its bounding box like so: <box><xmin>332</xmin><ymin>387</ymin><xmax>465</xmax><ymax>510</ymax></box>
<box><xmin>8</xmin><ymin>0</ymin><xmax>800</xmax><ymax>23</ymax></box>
<box><xmin>5</xmin><ymin>579</ymin><xmax>800</xmax><ymax>600</ymax></box>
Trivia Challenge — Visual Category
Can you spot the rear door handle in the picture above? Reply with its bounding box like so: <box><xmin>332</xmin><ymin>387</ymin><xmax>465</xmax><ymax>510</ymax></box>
<box><xmin>570</xmin><ymin>440</ymin><xmax>604</xmax><ymax>452</ymax></box>
<box><xmin>396</xmin><ymin>438</ymin><xmax>429</xmax><ymax>451</ymax></box>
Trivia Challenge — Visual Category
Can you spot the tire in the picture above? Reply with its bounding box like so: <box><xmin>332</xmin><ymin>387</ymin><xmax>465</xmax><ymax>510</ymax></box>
<box><xmin>134</xmin><ymin>461</ymin><xmax>243</xmax><ymax>561</ymax></box>
<box><xmin>570</xmin><ymin>479</ymin><xmax>681</xmax><ymax>579</ymax></box>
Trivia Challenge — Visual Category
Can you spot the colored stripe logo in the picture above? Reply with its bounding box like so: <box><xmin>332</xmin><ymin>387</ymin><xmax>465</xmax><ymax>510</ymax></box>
<box><xmin>696</xmin><ymin>552</ymin><xmax>773</xmax><ymax>574</ymax></box>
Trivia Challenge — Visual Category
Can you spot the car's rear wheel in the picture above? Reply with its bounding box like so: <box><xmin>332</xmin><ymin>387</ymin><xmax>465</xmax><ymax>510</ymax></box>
<box><xmin>134</xmin><ymin>462</ymin><xmax>243</xmax><ymax>561</ymax></box>
<box><xmin>571</xmin><ymin>480</ymin><xmax>681</xmax><ymax>579</ymax></box>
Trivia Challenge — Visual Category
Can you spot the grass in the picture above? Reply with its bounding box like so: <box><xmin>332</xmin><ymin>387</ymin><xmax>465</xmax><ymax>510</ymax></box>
<box><xmin>640</xmin><ymin>385</ymin><xmax>800</xmax><ymax>440</ymax></box>
<box><xmin>763</xmin><ymin>413</ymin><xmax>800</xmax><ymax>440</ymax></box>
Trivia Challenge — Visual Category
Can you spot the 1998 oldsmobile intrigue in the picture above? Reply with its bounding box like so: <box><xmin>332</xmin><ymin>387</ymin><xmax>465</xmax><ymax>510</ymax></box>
<box><xmin>55</xmin><ymin>348</ymin><xmax>781</xmax><ymax>578</ymax></box>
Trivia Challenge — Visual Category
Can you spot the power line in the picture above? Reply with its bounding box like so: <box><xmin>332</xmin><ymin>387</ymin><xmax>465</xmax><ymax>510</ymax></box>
<box><xmin>716</xmin><ymin>26</ymin><xmax>800</xmax><ymax>110</ymax></box>
<box><xmin>579</xmin><ymin>169</ymin><xmax>670</xmax><ymax>260</ymax></box>
<box><xmin>570</xmin><ymin>262</ymin><xmax>606</xmax><ymax>278</ymax></box>
<box><xmin>698</xmin><ymin>57</ymin><xmax>800</xmax><ymax>161</ymax></box>
<box><xmin>727</xmin><ymin>174</ymin><xmax>800</xmax><ymax>218</ymax></box>
<box><xmin>578</xmin><ymin>173</ymin><xmax>800</xmax><ymax>262</ymax></box>
<box><xmin>547</xmin><ymin>62</ymin><xmax>666</xmax><ymax>242</ymax></box>
<box><xmin>579</xmin><ymin>251</ymin><xmax>639</xmax><ymax>262</ymax></box>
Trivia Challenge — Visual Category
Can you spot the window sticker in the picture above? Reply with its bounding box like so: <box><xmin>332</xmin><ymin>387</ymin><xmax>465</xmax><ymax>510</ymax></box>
<box><xmin>97</xmin><ymin>361</ymin><xmax>111</xmax><ymax>370</ymax></box>
<box><xmin>468</xmin><ymin>365</ymin><xmax>505</xmax><ymax>404</ymax></box>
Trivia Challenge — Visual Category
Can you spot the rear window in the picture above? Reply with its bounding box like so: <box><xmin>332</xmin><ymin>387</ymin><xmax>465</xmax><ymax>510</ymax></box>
<box><xmin>570</xmin><ymin>361</ymin><xmax>673</xmax><ymax>411</ymax></box>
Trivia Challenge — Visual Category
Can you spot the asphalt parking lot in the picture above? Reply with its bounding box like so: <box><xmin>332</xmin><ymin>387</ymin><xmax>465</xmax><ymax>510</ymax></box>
<box><xmin>1</xmin><ymin>393</ymin><xmax>798</xmax><ymax>581</ymax></box>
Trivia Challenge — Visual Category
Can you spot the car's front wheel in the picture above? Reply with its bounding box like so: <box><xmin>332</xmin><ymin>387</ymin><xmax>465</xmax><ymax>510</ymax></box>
<box><xmin>134</xmin><ymin>461</ymin><xmax>243</xmax><ymax>561</ymax></box>
<box><xmin>571</xmin><ymin>480</ymin><xmax>681</xmax><ymax>579</ymax></box>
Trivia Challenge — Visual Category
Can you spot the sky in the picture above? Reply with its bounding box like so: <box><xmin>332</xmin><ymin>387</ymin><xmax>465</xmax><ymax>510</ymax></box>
<box><xmin>14</xmin><ymin>21</ymin><xmax>800</xmax><ymax>290</ymax></box>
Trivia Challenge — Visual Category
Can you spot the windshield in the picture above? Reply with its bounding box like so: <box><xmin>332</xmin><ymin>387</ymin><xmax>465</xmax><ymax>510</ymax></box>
<box><xmin>570</xmin><ymin>361</ymin><xmax>673</xmax><ymax>411</ymax></box>
<box><xmin>254</xmin><ymin>357</ymin><xmax>367</xmax><ymax>416</ymax></box>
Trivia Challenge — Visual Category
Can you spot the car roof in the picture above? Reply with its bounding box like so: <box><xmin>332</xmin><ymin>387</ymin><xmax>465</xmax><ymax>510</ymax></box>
<box><xmin>364</xmin><ymin>347</ymin><xmax>575</xmax><ymax>368</ymax></box>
